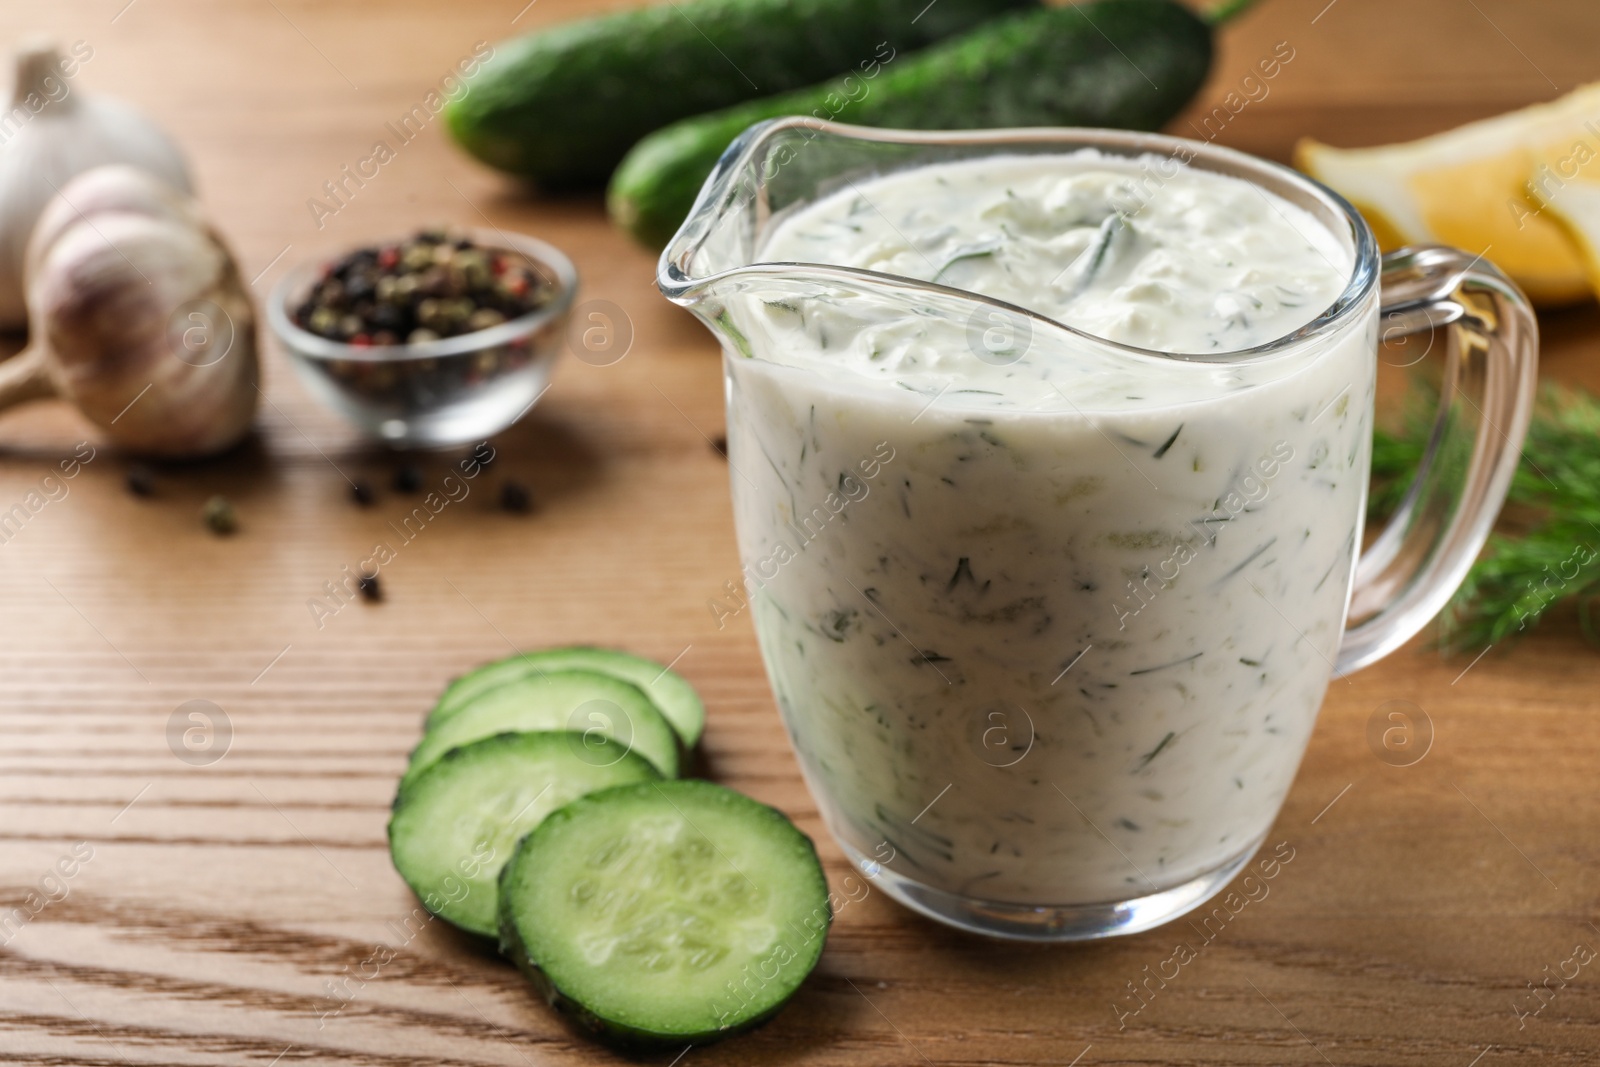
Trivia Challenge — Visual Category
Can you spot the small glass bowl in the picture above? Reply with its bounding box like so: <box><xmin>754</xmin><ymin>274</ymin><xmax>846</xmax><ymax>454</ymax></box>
<box><xmin>267</xmin><ymin>229</ymin><xmax>577</xmax><ymax>449</ymax></box>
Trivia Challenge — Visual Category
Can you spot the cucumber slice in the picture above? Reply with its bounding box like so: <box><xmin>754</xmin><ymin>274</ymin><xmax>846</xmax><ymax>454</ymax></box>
<box><xmin>499</xmin><ymin>780</ymin><xmax>831</xmax><ymax>1047</ymax></box>
<box><xmin>433</xmin><ymin>647</ymin><xmax>706</xmax><ymax>748</ymax></box>
<box><xmin>388</xmin><ymin>732</ymin><xmax>660</xmax><ymax>937</ymax></box>
<box><xmin>405</xmin><ymin>670</ymin><xmax>680</xmax><ymax>786</ymax></box>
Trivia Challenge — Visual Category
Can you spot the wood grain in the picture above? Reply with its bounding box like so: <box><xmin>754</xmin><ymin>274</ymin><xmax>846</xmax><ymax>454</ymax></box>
<box><xmin>1</xmin><ymin>1</ymin><xmax>1598</xmax><ymax>1064</ymax></box>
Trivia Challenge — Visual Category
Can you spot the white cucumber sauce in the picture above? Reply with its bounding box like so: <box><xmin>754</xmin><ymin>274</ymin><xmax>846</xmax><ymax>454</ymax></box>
<box><xmin>724</xmin><ymin>151</ymin><xmax>1373</xmax><ymax>904</ymax></box>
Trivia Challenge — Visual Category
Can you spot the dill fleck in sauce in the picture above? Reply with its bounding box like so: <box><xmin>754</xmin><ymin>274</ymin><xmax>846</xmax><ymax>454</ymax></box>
<box><xmin>723</xmin><ymin>152</ymin><xmax>1374</xmax><ymax>904</ymax></box>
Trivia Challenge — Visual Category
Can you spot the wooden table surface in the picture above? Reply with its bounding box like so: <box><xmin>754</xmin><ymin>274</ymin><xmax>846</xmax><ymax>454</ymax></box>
<box><xmin>2</xmin><ymin>1</ymin><xmax>1598</xmax><ymax>1064</ymax></box>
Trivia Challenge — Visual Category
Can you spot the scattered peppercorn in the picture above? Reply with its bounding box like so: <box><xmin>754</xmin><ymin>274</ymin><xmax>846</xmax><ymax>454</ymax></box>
<box><xmin>392</xmin><ymin>464</ymin><xmax>423</xmax><ymax>493</ymax></box>
<box><xmin>293</xmin><ymin>229</ymin><xmax>554</xmax><ymax>345</ymax></box>
<box><xmin>357</xmin><ymin>572</ymin><xmax>382</xmax><ymax>601</ymax></box>
<box><xmin>202</xmin><ymin>495</ymin><xmax>237</xmax><ymax>535</ymax></box>
<box><xmin>349</xmin><ymin>478</ymin><xmax>376</xmax><ymax>507</ymax></box>
<box><xmin>499</xmin><ymin>481</ymin><xmax>532</xmax><ymax>514</ymax></box>
<box><xmin>711</xmin><ymin>434</ymin><xmax>728</xmax><ymax>459</ymax></box>
<box><xmin>125</xmin><ymin>465</ymin><xmax>155</xmax><ymax>497</ymax></box>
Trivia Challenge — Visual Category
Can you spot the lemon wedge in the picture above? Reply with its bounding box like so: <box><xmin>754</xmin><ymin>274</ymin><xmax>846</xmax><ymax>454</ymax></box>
<box><xmin>1531</xmin><ymin>144</ymin><xmax>1600</xmax><ymax>298</ymax></box>
<box><xmin>1296</xmin><ymin>84</ymin><xmax>1600</xmax><ymax>307</ymax></box>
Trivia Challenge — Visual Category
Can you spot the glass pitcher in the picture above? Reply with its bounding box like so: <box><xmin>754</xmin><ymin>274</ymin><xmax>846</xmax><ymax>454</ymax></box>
<box><xmin>659</xmin><ymin>120</ymin><xmax>1537</xmax><ymax>941</ymax></box>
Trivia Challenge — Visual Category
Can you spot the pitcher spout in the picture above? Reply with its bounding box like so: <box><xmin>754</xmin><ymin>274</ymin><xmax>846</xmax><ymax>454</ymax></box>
<box><xmin>660</xmin><ymin>118</ymin><xmax>1078</xmax><ymax>365</ymax></box>
<box><xmin>659</xmin><ymin>118</ymin><xmax>1375</xmax><ymax>379</ymax></box>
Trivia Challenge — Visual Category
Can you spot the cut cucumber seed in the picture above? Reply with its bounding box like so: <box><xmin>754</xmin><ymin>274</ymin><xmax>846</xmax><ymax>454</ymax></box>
<box><xmin>499</xmin><ymin>779</ymin><xmax>831</xmax><ymax>1047</ymax></box>
<box><xmin>389</xmin><ymin>731</ymin><xmax>660</xmax><ymax>937</ymax></box>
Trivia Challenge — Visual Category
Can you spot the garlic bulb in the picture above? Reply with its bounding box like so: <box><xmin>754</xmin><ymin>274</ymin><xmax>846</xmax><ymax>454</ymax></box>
<box><xmin>0</xmin><ymin>36</ymin><xmax>192</xmax><ymax>328</ymax></box>
<box><xmin>0</xmin><ymin>165</ymin><xmax>257</xmax><ymax>457</ymax></box>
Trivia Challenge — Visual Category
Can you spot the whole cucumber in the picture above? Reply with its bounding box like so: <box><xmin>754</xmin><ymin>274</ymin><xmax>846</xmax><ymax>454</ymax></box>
<box><xmin>609</xmin><ymin>0</ymin><xmax>1214</xmax><ymax>248</ymax></box>
<box><xmin>445</xmin><ymin>0</ymin><xmax>1037</xmax><ymax>188</ymax></box>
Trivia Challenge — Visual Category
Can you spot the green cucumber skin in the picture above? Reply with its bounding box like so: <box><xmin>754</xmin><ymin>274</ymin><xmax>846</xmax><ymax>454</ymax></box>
<box><xmin>432</xmin><ymin>647</ymin><xmax>706</xmax><ymax>747</ymax></box>
<box><xmin>404</xmin><ymin>670</ymin><xmax>681</xmax><ymax>786</ymax></box>
<box><xmin>608</xmin><ymin>0</ymin><xmax>1214</xmax><ymax>248</ymax></box>
<box><xmin>498</xmin><ymin>780</ymin><xmax>831</xmax><ymax>1049</ymax></box>
<box><xmin>500</xmin><ymin>908</ymin><xmax>796</xmax><ymax>1050</ymax></box>
<box><xmin>445</xmin><ymin>0</ymin><xmax>1037</xmax><ymax>188</ymax></box>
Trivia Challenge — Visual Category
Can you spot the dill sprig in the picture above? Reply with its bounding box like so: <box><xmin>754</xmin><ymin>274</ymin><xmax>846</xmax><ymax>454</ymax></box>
<box><xmin>1369</xmin><ymin>380</ymin><xmax>1600</xmax><ymax>653</ymax></box>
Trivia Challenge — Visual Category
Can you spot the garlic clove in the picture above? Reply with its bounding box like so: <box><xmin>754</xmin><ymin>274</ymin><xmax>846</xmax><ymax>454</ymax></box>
<box><xmin>25</xmin><ymin>163</ymin><xmax>200</xmax><ymax>282</ymax></box>
<box><xmin>0</xmin><ymin>38</ymin><xmax>192</xmax><ymax>329</ymax></box>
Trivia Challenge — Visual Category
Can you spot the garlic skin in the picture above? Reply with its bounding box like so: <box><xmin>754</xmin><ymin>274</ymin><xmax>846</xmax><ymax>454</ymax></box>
<box><xmin>0</xmin><ymin>37</ymin><xmax>192</xmax><ymax>329</ymax></box>
<box><xmin>0</xmin><ymin>165</ymin><xmax>258</xmax><ymax>458</ymax></box>
<box><xmin>26</xmin><ymin>164</ymin><xmax>202</xmax><ymax>281</ymax></box>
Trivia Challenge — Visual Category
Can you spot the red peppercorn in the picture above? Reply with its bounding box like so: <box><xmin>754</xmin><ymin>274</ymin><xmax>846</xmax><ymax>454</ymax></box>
<box><xmin>377</xmin><ymin>246</ymin><xmax>400</xmax><ymax>269</ymax></box>
<box><xmin>351</xmin><ymin>333</ymin><xmax>372</xmax><ymax>347</ymax></box>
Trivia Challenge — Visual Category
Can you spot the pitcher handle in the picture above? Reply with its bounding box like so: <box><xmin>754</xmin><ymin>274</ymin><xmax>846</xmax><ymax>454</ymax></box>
<box><xmin>1336</xmin><ymin>246</ymin><xmax>1539</xmax><ymax>673</ymax></box>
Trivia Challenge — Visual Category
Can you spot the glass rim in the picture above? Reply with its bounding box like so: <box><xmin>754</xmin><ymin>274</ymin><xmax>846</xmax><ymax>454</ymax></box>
<box><xmin>658</xmin><ymin>118</ymin><xmax>1381</xmax><ymax>367</ymax></box>
<box><xmin>268</xmin><ymin>227</ymin><xmax>579</xmax><ymax>365</ymax></box>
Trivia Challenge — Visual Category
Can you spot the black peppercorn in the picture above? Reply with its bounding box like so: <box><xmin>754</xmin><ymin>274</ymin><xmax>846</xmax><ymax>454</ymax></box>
<box><xmin>125</xmin><ymin>465</ymin><xmax>155</xmax><ymax>497</ymax></box>
<box><xmin>343</xmin><ymin>273</ymin><xmax>375</xmax><ymax>302</ymax></box>
<box><xmin>350</xmin><ymin>479</ymin><xmax>376</xmax><ymax>507</ymax></box>
<box><xmin>500</xmin><ymin>481</ymin><xmax>532</xmax><ymax>514</ymax></box>
<box><xmin>369</xmin><ymin>303</ymin><xmax>406</xmax><ymax>333</ymax></box>
<box><xmin>711</xmin><ymin>434</ymin><xmax>728</xmax><ymax>458</ymax></box>
<box><xmin>358</xmin><ymin>572</ymin><xmax>382</xmax><ymax>601</ymax></box>
<box><xmin>392</xmin><ymin>464</ymin><xmax>423</xmax><ymax>493</ymax></box>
